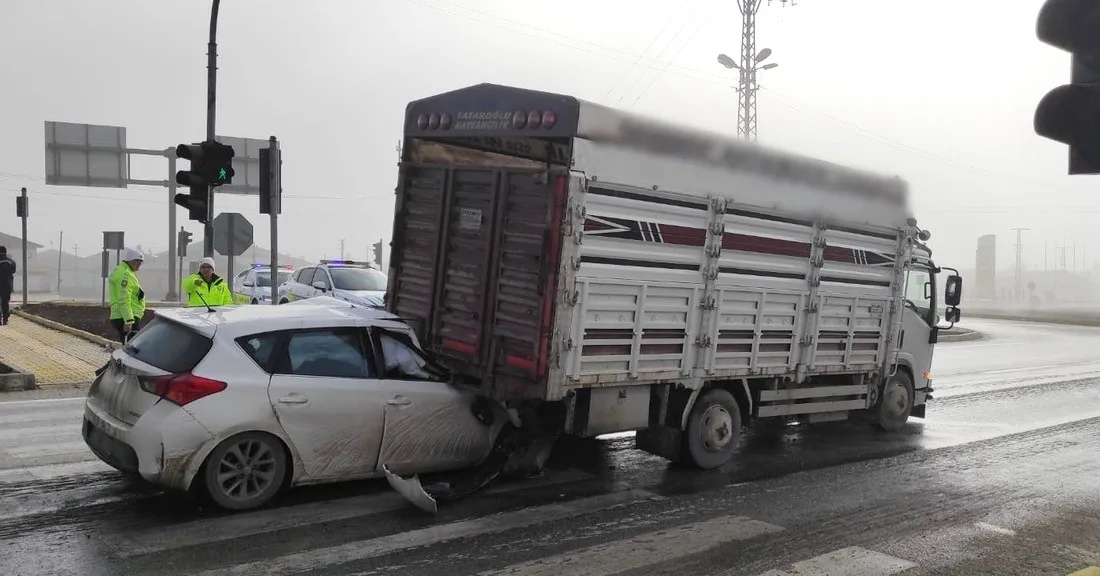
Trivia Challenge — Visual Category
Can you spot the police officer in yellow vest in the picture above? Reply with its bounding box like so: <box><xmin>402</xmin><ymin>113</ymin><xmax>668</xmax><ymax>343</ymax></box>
<box><xmin>182</xmin><ymin>257</ymin><xmax>234</xmax><ymax>308</ymax></box>
<box><xmin>108</xmin><ymin>248</ymin><xmax>147</xmax><ymax>343</ymax></box>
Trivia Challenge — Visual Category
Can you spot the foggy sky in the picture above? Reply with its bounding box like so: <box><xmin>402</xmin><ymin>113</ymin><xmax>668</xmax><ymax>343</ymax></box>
<box><xmin>0</xmin><ymin>0</ymin><xmax>1092</xmax><ymax>273</ymax></box>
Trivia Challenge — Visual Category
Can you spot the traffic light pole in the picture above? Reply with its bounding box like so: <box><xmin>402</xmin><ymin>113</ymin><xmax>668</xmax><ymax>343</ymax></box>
<box><xmin>166</xmin><ymin>152</ymin><xmax>179</xmax><ymax>301</ymax></box>
<box><xmin>203</xmin><ymin>0</ymin><xmax>221</xmax><ymax>258</ymax></box>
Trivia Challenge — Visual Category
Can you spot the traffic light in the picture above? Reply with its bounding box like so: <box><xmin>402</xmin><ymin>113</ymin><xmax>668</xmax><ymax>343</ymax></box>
<box><xmin>174</xmin><ymin>141</ymin><xmax>236</xmax><ymax>223</ymax></box>
<box><xmin>1034</xmin><ymin>0</ymin><xmax>1100</xmax><ymax>174</ymax></box>
<box><xmin>204</xmin><ymin>140</ymin><xmax>236</xmax><ymax>187</ymax></box>
<box><xmin>174</xmin><ymin>143</ymin><xmax>211</xmax><ymax>223</ymax></box>
<box><xmin>372</xmin><ymin>240</ymin><xmax>383</xmax><ymax>266</ymax></box>
<box><xmin>177</xmin><ymin>228</ymin><xmax>193</xmax><ymax>258</ymax></box>
<box><xmin>259</xmin><ymin>143</ymin><xmax>281</xmax><ymax>215</ymax></box>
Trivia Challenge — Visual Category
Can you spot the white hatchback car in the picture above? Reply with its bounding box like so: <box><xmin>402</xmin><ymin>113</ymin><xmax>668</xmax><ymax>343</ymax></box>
<box><xmin>82</xmin><ymin>297</ymin><xmax>508</xmax><ymax>511</ymax></box>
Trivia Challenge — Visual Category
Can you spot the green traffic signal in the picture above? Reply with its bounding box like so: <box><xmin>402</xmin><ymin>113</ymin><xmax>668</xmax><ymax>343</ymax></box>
<box><xmin>218</xmin><ymin>167</ymin><xmax>228</xmax><ymax>181</ymax></box>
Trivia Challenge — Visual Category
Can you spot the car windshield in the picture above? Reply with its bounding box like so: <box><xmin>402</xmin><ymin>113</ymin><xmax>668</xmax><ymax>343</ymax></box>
<box><xmin>329</xmin><ymin>267</ymin><xmax>387</xmax><ymax>291</ymax></box>
<box><xmin>256</xmin><ymin>271</ymin><xmax>293</xmax><ymax>287</ymax></box>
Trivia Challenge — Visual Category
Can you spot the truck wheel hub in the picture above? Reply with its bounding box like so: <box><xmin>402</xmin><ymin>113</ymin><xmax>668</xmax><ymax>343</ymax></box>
<box><xmin>701</xmin><ymin>405</ymin><xmax>733</xmax><ymax>451</ymax></box>
<box><xmin>883</xmin><ymin>381</ymin><xmax>909</xmax><ymax>417</ymax></box>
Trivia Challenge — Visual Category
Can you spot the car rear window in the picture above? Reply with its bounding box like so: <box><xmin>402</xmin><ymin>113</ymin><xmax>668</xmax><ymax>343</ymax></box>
<box><xmin>124</xmin><ymin>317</ymin><xmax>213</xmax><ymax>373</ymax></box>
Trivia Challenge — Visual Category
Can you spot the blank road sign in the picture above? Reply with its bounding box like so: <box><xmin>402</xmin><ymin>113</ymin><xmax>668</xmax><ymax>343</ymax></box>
<box><xmin>213</xmin><ymin>212</ymin><xmax>254</xmax><ymax>257</ymax></box>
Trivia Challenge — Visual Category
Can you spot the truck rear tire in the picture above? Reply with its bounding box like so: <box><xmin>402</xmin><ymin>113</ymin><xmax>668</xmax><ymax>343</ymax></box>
<box><xmin>684</xmin><ymin>388</ymin><xmax>742</xmax><ymax>469</ymax></box>
<box><xmin>875</xmin><ymin>371</ymin><xmax>914</xmax><ymax>432</ymax></box>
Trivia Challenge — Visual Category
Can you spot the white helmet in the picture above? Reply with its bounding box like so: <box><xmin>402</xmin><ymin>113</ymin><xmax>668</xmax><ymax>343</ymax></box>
<box><xmin>122</xmin><ymin>247</ymin><xmax>144</xmax><ymax>262</ymax></box>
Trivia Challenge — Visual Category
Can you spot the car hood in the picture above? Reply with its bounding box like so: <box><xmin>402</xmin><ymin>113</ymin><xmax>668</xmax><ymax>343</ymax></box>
<box><xmin>338</xmin><ymin>289</ymin><xmax>385</xmax><ymax>307</ymax></box>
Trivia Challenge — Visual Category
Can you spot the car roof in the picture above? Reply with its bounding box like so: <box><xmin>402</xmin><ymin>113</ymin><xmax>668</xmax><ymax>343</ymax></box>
<box><xmin>154</xmin><ymin>296</ymin><xmax>407</xmax><ymax>339</ymax></box>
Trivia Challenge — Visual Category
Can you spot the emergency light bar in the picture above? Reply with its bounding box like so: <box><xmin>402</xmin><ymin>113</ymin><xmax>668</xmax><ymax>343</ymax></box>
<box><xmin>250</xmin><ymin>263</ymin><xmax>294</xmax><ymax>269</ymax></box>
<box><xmin>320</xmin><ymin>260</ymin><xmax>368</xmax><ymax>266</ymax></box>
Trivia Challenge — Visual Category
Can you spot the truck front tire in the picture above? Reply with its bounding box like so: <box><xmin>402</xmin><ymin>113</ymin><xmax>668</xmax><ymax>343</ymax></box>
<box><xmin>875</xmin><ymin>370</ymin><xmax>915</xmax><ymax>432</ymax></box>
<box><xmin>684</xmin><ymin>388</ymin><xmax>742</xmax><ymax>469</ymax></box>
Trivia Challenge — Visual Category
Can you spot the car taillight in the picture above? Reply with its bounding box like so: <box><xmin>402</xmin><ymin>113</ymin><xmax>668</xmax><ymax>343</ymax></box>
<box><xmin>140</xmin><ymin>373</ymin><xmax>227</xmax><ymax>406</ymax></box>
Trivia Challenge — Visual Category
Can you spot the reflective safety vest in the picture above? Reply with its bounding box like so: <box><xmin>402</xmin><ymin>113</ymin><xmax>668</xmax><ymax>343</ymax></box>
<box><xmin>108</xmin><ymin>263</ymin><xmax>145</xmax><ymax>322</ymax></box>
<box><xmin>182</xmin><ymin>273</ymin><xmax>234</xmax><ymax>307</ymax></box>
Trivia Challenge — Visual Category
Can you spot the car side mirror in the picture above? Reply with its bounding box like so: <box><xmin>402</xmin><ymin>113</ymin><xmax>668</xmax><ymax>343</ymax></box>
<box><xmin>312</xmin><ymin>281</ymin><xmax>328</xmax><ymax>292</ymax></box>
<box><xmin>944</xmin><ymin>306</ymin><xmax>961</xmax><ymax>325</ymax></box>
<box><xmin>242</xmin><ymin>280</ymin><xmax>254</xmax><ymax>287</ymax></box>
<box><xmin>944</xmin><ymin>275</ymin><xmax>962</xmax><ymax>306</ymax></box>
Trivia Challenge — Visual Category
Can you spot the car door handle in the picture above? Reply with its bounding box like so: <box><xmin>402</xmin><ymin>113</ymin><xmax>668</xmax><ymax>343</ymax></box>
<box><xmin>387</xmin><ymin>396</ymin><xmax>412</xmax><ymax>407</ymax></box>
<box><xmin>277</xmin><ymin>395</ymin><xmax>309</xmax><ymax>405</ymax></box>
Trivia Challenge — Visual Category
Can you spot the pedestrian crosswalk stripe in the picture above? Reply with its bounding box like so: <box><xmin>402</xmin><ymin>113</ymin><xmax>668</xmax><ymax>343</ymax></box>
<box><xmin>192</xmin><ymin>489</ymin><xmax>659</xmax><ymax>576</ymax></box>
<box><xmin>479</xmin><ymin>514</ymin><xmax>784</xmax><ymax>576</ymax></box>
<box><xmin>756</xmin><ymin>546</ymin><xmax>917</xmax><ymax>576</ymax></box>
<box><xmin>0</xmin><ymin>459</ymin><xmax>112</xmax><ymax>484</ymax></box>
<box><xmin>1069</xmin><ymin>567</ymin><xmax>1100</xmax><ymax>576</ymax></box>
<box><xmin>5</xmin><ymin>440</ymin><xmax>88</xmax><ymax>459</ymax></box>
<box><xmin>103</xmin><ymin>490</ymin><xmax>417</xmax><ymax>559</ymax></box>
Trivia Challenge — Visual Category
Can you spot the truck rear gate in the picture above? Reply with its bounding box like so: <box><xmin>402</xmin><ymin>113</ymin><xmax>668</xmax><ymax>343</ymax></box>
<box><xmin>388</xmin><ymin>162</ymin><xmax>567</xmax><ymax>400</ymax></box>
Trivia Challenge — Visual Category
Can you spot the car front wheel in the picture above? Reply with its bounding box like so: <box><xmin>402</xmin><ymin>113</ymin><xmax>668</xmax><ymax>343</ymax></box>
<box><xmin>201</xmin><ymin>431</ymin><xmax>288</xmax><ymax>511</ymax></box>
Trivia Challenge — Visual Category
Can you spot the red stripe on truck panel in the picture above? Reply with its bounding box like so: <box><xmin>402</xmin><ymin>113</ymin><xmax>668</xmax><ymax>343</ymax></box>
<box><xmin>582</xmin><ymin>216</ymin><xmax>895</xmax><ymax>267</ymax></box>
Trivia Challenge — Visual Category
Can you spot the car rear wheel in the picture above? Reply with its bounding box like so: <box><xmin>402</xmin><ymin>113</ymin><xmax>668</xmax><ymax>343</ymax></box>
<box><xmin>201</xmin><ymin>432</ymin><xmax>288</xmax><ymax>511</ymax></box>
<box><xmin>250</xmin><ymin>299</ymin><xmax>258</xmax><ymax>305</ymax></box>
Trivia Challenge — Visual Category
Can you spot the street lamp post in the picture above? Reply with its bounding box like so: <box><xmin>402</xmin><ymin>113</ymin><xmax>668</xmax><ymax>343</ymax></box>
<box><xmin>717</xmin><ymin>48</ymin><xmax>778</xmax><ymax>141</ymax></box>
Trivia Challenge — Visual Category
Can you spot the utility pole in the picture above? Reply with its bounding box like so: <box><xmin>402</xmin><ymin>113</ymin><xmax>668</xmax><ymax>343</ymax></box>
<box><xmin>724</xmin><ymin>0</ymin><xmax>795</xmax><ymax>141</ymax></box>
<box><xmin>202</xmin><ymin>0</ymin><xmax>222</xmax><ymax>258</ymax></box>
<box><xmin>339</xmin><ymin>239</ymin><xmax>346</xmax><ymax>260</ymax></box>
<box><xmin>57</xmin><ymin>231</ymin><xmax>63</xmax><ymax>296</ymax></box>
<box><xmin>17</xmin><ymin>188</ymin><xmax>28</xmax><ymax>306</ymax></box>
<box><xmin>1012</xmin><ymin>227</ymin><xmax>1028</xmax><ymax>301</ymax></box>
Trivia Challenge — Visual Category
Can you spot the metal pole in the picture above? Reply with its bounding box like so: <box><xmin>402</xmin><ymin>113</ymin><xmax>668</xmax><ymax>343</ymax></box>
<box><xmin>203</xmin><ymin>0</ymin><xmax>221</xmax><ymax>258</ymax></box>
<box><xmin>226</xmin><ymin>216</ymin><xmax>235</xmax><ymax>288</ymax></box>
<box><xmin>19</xmin><ymin>188</ymin><xmax>28</xmax><ymax>307</ymax></box>
<box><xmin>736</xmin><ymin>0</ymin><xmax>763</xmax><ymax>141</ymax></box>
<box><xmin>166</xmin><ymin>151</ymin><xmax>179</xmax><ymax>300</ymax></box>
<box><xmin>178</xmin><ymin>256</ymin><xmax>184</xmax><ymax>302</ymax></box>
<box><xmin>101</xmin><ymin>250</ymin><xmax>107</xmax><ymax>307</ymax></box>
<box><xmin>57</xmin><ymin>231</ymin><xmax>63</xmax><ymax>296</ymax></box>
<box><xmin>268</xmin><ymin>136</ymin><xmax>280</xmax><ymax>306</ymax></box>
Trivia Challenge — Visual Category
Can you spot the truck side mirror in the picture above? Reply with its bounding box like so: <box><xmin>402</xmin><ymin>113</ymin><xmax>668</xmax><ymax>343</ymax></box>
<box><xmin>944</xmin><ymin>306</ymin><xmax>961</xmax><ymax>325</ymax></box>
<box><xmin>944</xmin><ymin>275</ymin><xmax>962</xmax><ymax>306</ymax></box>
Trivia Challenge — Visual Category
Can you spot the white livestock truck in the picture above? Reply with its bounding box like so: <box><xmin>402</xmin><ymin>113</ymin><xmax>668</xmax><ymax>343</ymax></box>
<box><xmin>384</xmin><ymin>83</ymin><xmax>963</xmax><ymax>470</ymax></box>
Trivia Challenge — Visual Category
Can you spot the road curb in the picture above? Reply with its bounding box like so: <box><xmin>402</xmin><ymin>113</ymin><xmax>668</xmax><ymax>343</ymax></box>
<box><xmin>965</xmin><ymin>310</ymin><xmax>1100</xmax><ymax>328</ymax></box>
<box><xmin>12</xmin><ymin>309</ymin><xmax>117</xmax><ymax>349</ymax></box>
<box><xmin>939</xmin><ymin>329</ymin><xmax>983</xmax><ymax>343</ymax></box>
<box><xmin>0</xmin><ymin>361</ymin><xmax>36</xmax><ymax>392</ymax></box>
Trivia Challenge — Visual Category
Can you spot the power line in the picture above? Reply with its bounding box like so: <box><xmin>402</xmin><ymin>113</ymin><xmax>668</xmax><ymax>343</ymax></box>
<box><xmin>604</xmin><ymin>0</ymin><xmax>691</xmax><ymax>100</ymax></box>
<box><xmin>630</xmin><ymin>1</ymin><xmax>723</xmax><ymax>108</ymax></box>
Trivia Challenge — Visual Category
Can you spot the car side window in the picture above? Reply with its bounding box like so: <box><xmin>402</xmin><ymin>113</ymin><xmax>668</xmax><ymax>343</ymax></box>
<box><xmin>282</xmin><ymin>329</ymin><xmax>373</xmax><ymax>379</ymax></box>
<box><xmin>237</xmin><ymin>332</ymin><xmax>281</xmax><ymax>371</ymax></box>
<box><xmin>297</xmin><ymin>268</ymin><xmax>315</xmax><ymax>286</ymax></box>
<box><xmin>374</xmin><ymin>329</ymin><xmax>443</xmax><ymax>381</ymax></box>
<box><xmin>313</xmin><ymin>269</ymin><xmax>331</xmax><ymax>290</ymax></box>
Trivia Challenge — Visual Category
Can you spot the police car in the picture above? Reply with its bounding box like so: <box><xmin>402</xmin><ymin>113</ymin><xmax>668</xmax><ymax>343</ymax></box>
<box><xmin>276</xmin><ymin>260</ymin><xmax>387</xmax><ymax>308</ymax></box>
<box><xmin>231</xmin><ymin>264</ymin><xmax>295</xmax><ymax>304</ymax></box>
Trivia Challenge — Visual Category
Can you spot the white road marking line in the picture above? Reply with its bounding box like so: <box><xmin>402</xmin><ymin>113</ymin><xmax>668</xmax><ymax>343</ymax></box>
<box><xmin>0</xmin><ymin>395</ymin><xmax>86</xmax><ymax>406</ymax></box>
<box><xmin>5</xmin><ymin>440</ymin><xmax>89</xmax><ymax>459</ymax></box>
<box><xmin>0</xmin><ymin>409</ymin><xmax>83</xmax><ymax>425</ymax></box>
<box><xmin>0</xmin><ymin>494</ymin><xmax>131</xmax><ymax>523</ymax></box>
<box><xmin>479</xmin><ymin>514</ymin><xmax>784</xmax><ymax>576</ymax></box>
<box><xmin>756</xmin><ymin>546</ymin><xmax>917</xmax><ymax>576</ymax></box>
<box><xmin>0</xmin><ymin>458</ymin><xmax>112</xmax><ymax>482</ymax></box>
<box><xmin>193</xmin><ymin>489</ymin><xmax>658</xmax><ymax>576</ymax></box>
<box><xmin>103</xmin><ymin>490</ymin><xmax>414</xmax><ymax>558</ymax></box>
<box><xmin>0</xmin><ymin>424</ymin><xmax>81</xmax><ymax>442</ymax></box>
<box><xmin>974</xmin><ymin>522</ymin><xmax>1017</xmax><ymax>536</ymax></box>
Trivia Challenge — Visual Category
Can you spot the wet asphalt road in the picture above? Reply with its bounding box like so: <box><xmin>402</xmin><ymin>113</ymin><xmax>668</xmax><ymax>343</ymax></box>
<box><xmin>2</xmin><ymin>318</ymin><xmax>1100</xmax><ymax>575</ymax></box>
